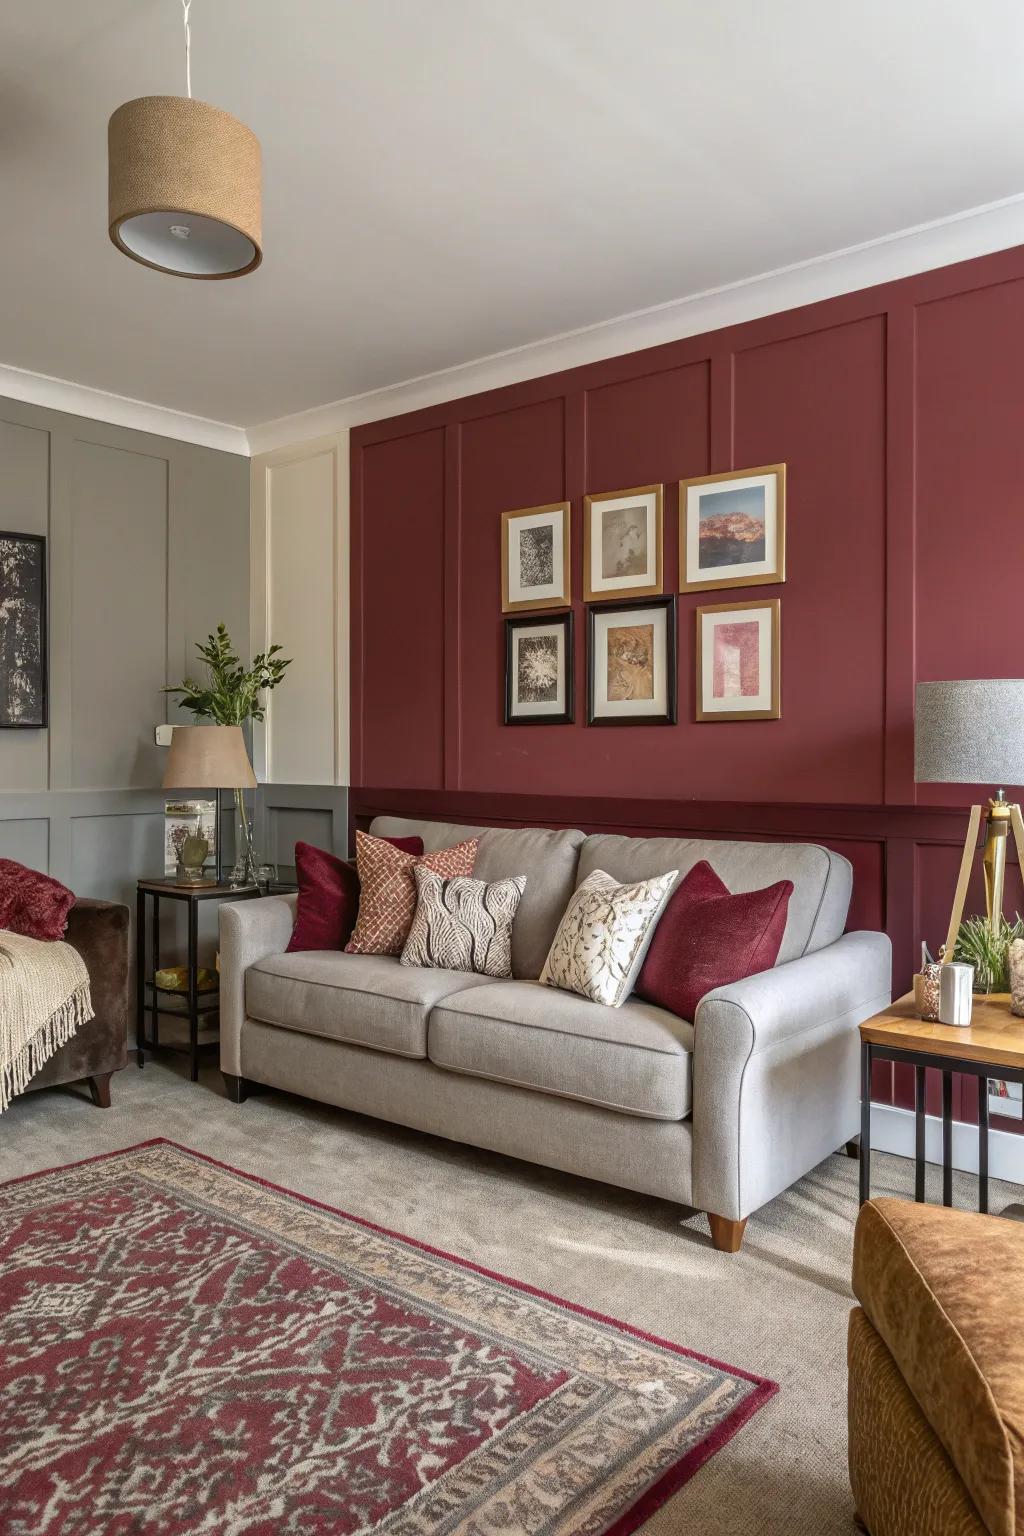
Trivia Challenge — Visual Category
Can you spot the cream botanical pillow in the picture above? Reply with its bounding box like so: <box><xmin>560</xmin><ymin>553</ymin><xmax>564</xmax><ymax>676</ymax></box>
<box><xmin>540</xmin><ymin>868</ymin><xmax>677</xmax><ymax>1008</ymax></box>
<box><xmin>401</xmin><ymin>867</ymin><xmax>527</xmax><ymax>978</ymax></box>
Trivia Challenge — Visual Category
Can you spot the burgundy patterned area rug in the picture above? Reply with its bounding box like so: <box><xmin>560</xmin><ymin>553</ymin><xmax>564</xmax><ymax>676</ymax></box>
<box><xmin>0</xmin><ymin>1140</ymin><xmax>776</xmax><ymax>1535</ymax></box>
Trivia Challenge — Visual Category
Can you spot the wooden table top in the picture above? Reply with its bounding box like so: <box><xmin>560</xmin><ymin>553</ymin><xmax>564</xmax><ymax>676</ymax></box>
<box><xmin>860</xmin><ymin>992</ymin><xmax>1024</xmax><ymax>1068</ymax></box>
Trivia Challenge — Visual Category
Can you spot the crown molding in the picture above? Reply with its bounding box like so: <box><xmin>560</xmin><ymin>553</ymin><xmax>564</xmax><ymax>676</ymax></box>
<box><xmin>0</xmin><ymin>362</ymin><xmax>249</xmax><ymax>456</ymax></box>
<box><xmin>248</xmin><ymin>192</ymin><xmax>1024</xmax><ymax>457</ymax></box>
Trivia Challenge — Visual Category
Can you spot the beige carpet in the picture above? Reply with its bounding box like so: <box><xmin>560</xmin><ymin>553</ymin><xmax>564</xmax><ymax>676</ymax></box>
<box><xmin>4</xmin><ymin>1059</ymin><xmax>1018</xmax><ymax>1534</ymax></box>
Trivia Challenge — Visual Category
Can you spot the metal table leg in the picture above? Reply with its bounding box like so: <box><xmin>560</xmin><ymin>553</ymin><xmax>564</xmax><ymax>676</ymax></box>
<box><xmin>978</xmin><ymin>1074</ymin><xmax>989</xmax><ymax>1215</ymax></box>
<box><xmin>151</xmin><ymin>896</ymin><xmax>161</xmax><ymax>1052</ymax></box>
<box><xmin>135</xmin><ymin>887</ymin><xmax>146</xmax><ymax>1067</ymax></box>
<box><xmin>188</xmin><ymin>898</ymin><xmax>199</xmax><ymax>1083</ymax></box>
<box><xmin>942</xmin><ymin>1071</ymin><xmax>953</xmax><ymax>1207</ymax></box>
<box><xmin>859</xmin><ymin>1041</ymin><xmax>872</xmax><ymax>1204</ymax></box>
<box><xmin>915</xmin><ymin>1064</ymin><xmax>926</xmax><ymax>1202</ymax></box>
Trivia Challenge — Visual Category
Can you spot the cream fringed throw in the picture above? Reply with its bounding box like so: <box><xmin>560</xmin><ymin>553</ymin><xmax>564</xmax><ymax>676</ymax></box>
<box><xmin>0</xmin><ymin>931</ymin><xmax>93</xmax><ymax>1113</ymax></box>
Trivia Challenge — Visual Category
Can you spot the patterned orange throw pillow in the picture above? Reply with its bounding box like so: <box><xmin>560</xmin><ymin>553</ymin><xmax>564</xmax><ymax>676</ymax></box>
<box><xmin>345</xmin><ymin>832</ymin><xmax>478</xmax><ymax>957</ymax></box>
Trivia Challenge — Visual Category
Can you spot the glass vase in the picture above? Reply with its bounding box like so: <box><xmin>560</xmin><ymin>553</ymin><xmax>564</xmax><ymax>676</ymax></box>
<box><xmin>229</xmin><ymin>787</ymin><xmax>259</xmax><ymax>888</ymax></box>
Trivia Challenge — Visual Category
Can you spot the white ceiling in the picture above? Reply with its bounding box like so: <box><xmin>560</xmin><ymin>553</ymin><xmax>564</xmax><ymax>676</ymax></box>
<box><xmin>2</xmin><ymin>0</ymin><xmax>1024</xmax><ymax>437</ymax></box>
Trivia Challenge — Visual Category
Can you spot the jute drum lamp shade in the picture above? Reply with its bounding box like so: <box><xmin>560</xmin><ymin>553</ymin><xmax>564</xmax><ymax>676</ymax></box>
<box><xmin>162</xmin><ymin>725</ymin><xmax>257</xmax><ymax>791</ymax></box>
<box><xmin>108</xmin><ymin>95</ymin><xmax>261</xmax><ymax>279</ymax></box>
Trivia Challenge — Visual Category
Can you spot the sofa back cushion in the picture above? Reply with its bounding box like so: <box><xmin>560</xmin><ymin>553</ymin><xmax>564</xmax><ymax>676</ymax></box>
<box><xmin>369</xmin><ymin>817</ymin><xmax>584</xmax><ymax>979</ymax></box>
<box><xmin>576</xmin><ymin>833</ymin><xmax>850</xmax><ymax>963</ymax></box>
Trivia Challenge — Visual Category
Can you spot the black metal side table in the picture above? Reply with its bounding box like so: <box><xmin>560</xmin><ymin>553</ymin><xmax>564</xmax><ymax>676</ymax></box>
<box><xmin>135</xmin><ymin>879</ymin><xmax>260</xmax><ymax>1082</ymax></box>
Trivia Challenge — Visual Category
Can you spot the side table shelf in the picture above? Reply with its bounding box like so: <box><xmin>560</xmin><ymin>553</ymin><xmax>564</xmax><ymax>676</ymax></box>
<box><xmin>136</xmin><ymin>879</ymin><xmax>261</xmax><ymax>1082</ymax></box>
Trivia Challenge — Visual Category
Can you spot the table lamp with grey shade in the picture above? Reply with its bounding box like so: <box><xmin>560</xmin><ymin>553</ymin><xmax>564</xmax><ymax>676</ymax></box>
<box><xmin>162</xmin><ymin>724</ymin><xmax>257</xmax><ymax>887</ymax></box>
<box><xmin>915</xmin><ymin>680</ymin><xmax>1024</xmax><ymax>957</ymax></box>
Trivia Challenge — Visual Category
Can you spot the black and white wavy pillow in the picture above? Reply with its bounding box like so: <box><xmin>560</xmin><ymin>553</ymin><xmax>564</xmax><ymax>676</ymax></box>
<box><xmin>400</xmin><ymin>866</ymin><xmax>527</xmax><ymax>978</ymax></box>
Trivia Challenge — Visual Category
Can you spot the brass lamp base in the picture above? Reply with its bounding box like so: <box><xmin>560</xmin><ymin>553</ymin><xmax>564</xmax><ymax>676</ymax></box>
<box><xmin>941</xmin><ymin>793</ymin><xmax>1024</xmax><ymax>961</ymax></box>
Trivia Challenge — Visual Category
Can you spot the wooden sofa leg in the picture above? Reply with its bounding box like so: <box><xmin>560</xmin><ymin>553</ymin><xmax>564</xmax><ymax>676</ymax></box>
<box><xmin>708</xmin><ymin>1214</ymin><xmax>748</xmax><ymax>1253</ymax></box>
<box><xmin>88</xmin><ymin>1073</ymin><xmax>113</xmax><ymax>1109</ymax></box>
<box><xmin>222</xmin><ymin>1072</ymin><xmax>248</xmax><ymax>1104</ymax></box>
<box><xmin>845</xmin><ymin>1137</ymin><xmax>862</xmax><ymax>1160</ymax></box>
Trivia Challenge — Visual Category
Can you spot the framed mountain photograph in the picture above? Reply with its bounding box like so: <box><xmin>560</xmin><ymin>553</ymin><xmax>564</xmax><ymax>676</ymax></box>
<box><xmin>501</xmin><ymin>501</ymin><xmax>571</xmax><ymax>613</ymax></box>
<box><xmin>505</xmin><ymin>611</ymin><xmax>574</xmax><ymax>724</ymax></box>
<box><xmin>587</xmin><ymin>596</ymin><xmax>676</xmax><ymax>725</ymax></box>
<box><xmin>0</xmin><ymin>531</ymin><xmax>47</xmax><ymax>729</ymax></box>
<box><xmin>680</xmin><ymin>464</ymin><xmax>785</xmax><ymax>592</ymax></box>
<box><xmin>583</xmin><ymin>484</ymin><xmax>663</xmax><ymax>602</ymax></box>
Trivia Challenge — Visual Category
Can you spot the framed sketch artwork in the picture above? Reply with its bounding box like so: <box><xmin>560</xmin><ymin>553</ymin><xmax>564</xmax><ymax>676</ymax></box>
<box><xmin>501</xmin><ymin>501</ymin><xmax>571</xmax><ymax>613</ymax></box>
<box><xmin>680</xmin><ymin>464</ymin><xmax>785</xmax><ymax>592</ymax></box>
<box><xmin>696</xmin><ymin>599</ymin><xmax>780</xmax><ymax>721</ymax></box>
<box><xmin>583</xmin><ymin>485</ymin><xmax>663</xmax><ymax>602</ymax></box>
<box><xmin>505</xmin><ymin>612</ymin><xmax>574</xmax><ymax>724</ymax></box>
<box><xmin>588</xmin><ymin>596</ymin><xmax>676</xmax><ymax>725</ymax></box>
<box><xmin>0</xmin><ymin>531</ymin><xmax>47</xmax><ymax>728</ymax></box>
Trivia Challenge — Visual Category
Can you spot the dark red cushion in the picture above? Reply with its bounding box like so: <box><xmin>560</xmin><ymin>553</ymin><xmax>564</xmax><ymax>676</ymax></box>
<box><xmin>286</xmin><ymin>836</ymin><xmax>423</xmax><ymax>952</ymax></box>
<box><xmin>0</xmin><ymin>858</ymin><xmax>77</xmax><ymax>942</ymax></box>
<box><xmin>634</xmin><ymin>859</ymin><xmax>793</xmax><ymax>1022</ymax></box>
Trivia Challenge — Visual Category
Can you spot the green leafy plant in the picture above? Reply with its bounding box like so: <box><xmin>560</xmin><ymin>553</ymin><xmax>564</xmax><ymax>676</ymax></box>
<box><xmin>952</xmin><ymin>914</ymin><xmax>1024</xmax><ymax>993</ymax></box>
<box><xmin>164</xmin><ymin>624</ymin><xmax>291</xmax><ymax>725</ymax></box>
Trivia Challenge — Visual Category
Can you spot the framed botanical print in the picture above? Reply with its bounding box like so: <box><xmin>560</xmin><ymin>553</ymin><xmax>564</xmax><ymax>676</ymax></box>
<box><xmin>505</xmin><ymin>611</ymin><xmax>574</xmax><ymax>724</ymax></box>
<box><xmin>0</xmin><ymin>530</ymin><xmax>47</xmax><ymax>728</ymax></box>
<box><xmin>587</xmin><ymin>596</ymin><xmax>676</xmax><ymax>725</ymax></box>
<box><xmin>583</xmin><ymin>485</ymin><xmax>663</xmax><ymax>602</ymax></box>
<box><xmin>680</xmin><ymin>464</ymin><xmax>785</xmax><ymax>592</ymax></box>
<box><xmin>696</xmin><ymin>599</ymin><xmax>780</xmax><ymax>721</ymax></box>
<box><xmin>501</xmin><ymin>501</ymin><xmax>571</xmax><ymax>613</ymax></box>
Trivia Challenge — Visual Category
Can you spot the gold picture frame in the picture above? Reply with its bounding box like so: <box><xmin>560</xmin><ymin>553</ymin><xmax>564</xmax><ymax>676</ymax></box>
<box><xmin>679</xmin><ymin>463</ymin><xmax>785</xmax><ymax>593</ymax></box>
<box><xmin>583</xmin><ymin>484</ymin><xmax>663</xmax><ymax>602</ymax></box>
<box><xmin>696</xmin><ymin>598</ymin><xmax>781</xmax><ymax>721</ymax></box>
<box><xmin>501</xmin><ymin>501</ymin><xmax>571</xmax><ymax>614</ymax></box>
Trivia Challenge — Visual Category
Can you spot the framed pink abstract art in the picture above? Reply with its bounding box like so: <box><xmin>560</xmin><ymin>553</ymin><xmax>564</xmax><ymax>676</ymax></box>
<box><xmin>696</xmin><ymin>599</ymin><xmax>780</xmax><ymax>721</ymax></box>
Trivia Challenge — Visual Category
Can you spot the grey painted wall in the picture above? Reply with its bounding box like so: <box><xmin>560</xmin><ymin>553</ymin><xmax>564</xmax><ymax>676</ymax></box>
<box><xmin>0</xmin><ymin>395</ymin><xmax>250</xmax><ymax>956</ymax></box>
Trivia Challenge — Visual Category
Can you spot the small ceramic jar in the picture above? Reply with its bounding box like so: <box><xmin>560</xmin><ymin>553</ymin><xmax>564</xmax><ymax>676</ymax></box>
<box><xmin>1009</xmin><ymin>938</ymin><xmax>1024</xmax><ymax>1018</ymax></box>
<box><xmin>914</xmin><ymin>961</ymin><xmax>942</xmax><ymax>1022</ymax></box>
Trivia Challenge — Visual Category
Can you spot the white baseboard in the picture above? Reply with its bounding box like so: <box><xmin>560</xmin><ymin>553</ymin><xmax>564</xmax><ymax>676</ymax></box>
<box><xmin>870</xmin><ymin>1103</ymin><xmax>1024</xmax><ymax>1185</ymax></box>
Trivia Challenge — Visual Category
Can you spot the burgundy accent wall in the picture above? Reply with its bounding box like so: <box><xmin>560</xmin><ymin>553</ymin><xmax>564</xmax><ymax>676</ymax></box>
<box><xmin>350</xmin><ymin>245</ymin><xmax>1024</xmax><ymax>1131</ymax></box>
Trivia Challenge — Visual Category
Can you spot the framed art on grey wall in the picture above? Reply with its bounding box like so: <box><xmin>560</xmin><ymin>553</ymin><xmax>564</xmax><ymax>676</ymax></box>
<box><xmin>587</xmin><ymin>596</ymin><xmax>676</xmax><ymax>725</ymax></box>
<box><xmin>505</xmin><ymin>611</ymin><xmax>574</xmax><ymax>724</ymax></box>
<box><xmin>584</xmin><ymin>484</ymin><xmax>663</xmax><ymax>602</ymax></box>
<box><xmin>0</xmin><ymin>531</ymin><xmax>47</xmax><ymax>728</ymax></box>
<box><xmin>501</xmin><ymin>501</ymin><xmax>571</xmax><ymax>613</ymax></box>
<box><xmin>680</xmin><ymin>464</ymin><xmax>786</xmax><ymax>592</ymax></box>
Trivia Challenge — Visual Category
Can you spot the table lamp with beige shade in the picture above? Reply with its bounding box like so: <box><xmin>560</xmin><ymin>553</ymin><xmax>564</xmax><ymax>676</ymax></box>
<box><xmin>915</xmin><ymin>680</ymin><xmax>1024</xmax><ymax>960</ymax></box>
<box><xmin>162</xmin><ymin>724</ymin><xmax>257</xmax><ymax>887</ymax></box>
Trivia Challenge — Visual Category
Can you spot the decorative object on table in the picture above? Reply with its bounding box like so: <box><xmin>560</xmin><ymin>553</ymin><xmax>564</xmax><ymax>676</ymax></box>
<box><xmin>164</xmin><ymin>798</ymin><xmax>217</xmax><ymax>879</ymax></box>
<box><xmin>1009</xmin><ymin>937</ymin><xmax>1024</xmax><ymax>1017</ymax></box>
<box><xmin>914</xmin><ymin>679</ymin><xmax>1024</xmax><ymax>960</ymax></box>
<box><xmin>583</xmin><ymin>484</ymin><xmax>663</xmax><ymax>602</ymax></box>
<box><xmin>938</xmin><ymin>962</ymin><xmax>974</xmax><ymax>1026</ymax></box>
<box><xmin>540</xmin><ymin>866</ymin><xmax>677</xmax><ymax>1008</ymax></box>
<box><xmin>0</xmin><ymin>858</ymin><xmax>76</xmax><ymax>942</ymax></box>
<box><xmin>679</xmin><ymin>464</ymin><xmax>786</xmax><ymax>593</ymax></box>
<box><xmin>951</xmin><ymin>912</ymin><xmax>1024</xmax><ymax>992</ymax></box>
<box><xmin>0</xmin><ymin>928</ymin><xmax>93</xmax><ymax>1114</ymax></box>
<box><xmin>504</xmin><ymin>611</ymin><xmax>574</xmax><ymax>724</ymax></box>
<box><xmin>345</xmin><ymin>832</ymin><xmax>478</xmax><ymax>957</ymax></box>
<box><xmin>108</xmin><ymin>0</ymin><xmax>261</xmax><ymax>280</ymax></box>
<box><xmin>913</xmin><ymin>960</ymin><xmax>942</xmax><ymax>1021</ymax></box>
<box><xmin>255</xmin><ymin>863</ymin><xmax>278</xmax><ymax>893</ymax></box>
<box><xmin>587</xmin><ymin>596</ymin><xmax>677</xmax><ymax>725</ymax></box>
<box><xmin>286</xmin><ymin>836</ymin><xmax>422</xmax><ymax>953</ymax></box>
<box><xmin>154</xmin><ymin>964</ymin><xmax>218</xmax><ymax>993</ymax></box>
<box><xmin>634</xmin><ymin>860</ymin><xmax>793</xmax><ymax>1022</ymax></box>
<box><xmin>500</xmin><ymin>501</ymin><xmax>570</xmax><ymax>613</ymax></box>
<box><xmin>400</xmin><ymin>868</ymin><xmax>526</xmax><ymax>979</ymax></box>
<box><xmin>0</xmin><ymin>531</ymin><xmax>46</xmax><ymax>729</ymax></box>
<box><xmin>0</xmin><ymin>1143</ymin><xmax>776</xmax><ymax>1535</ymax></box>
<box><xmin>164</xmin><ymin>623</ymin><xmax>292</xmax><ymax>887</ymax></box>
<box><xmin>696</xmin><ymin>598</ymin><xmax>780</xmax><ymax>721</ymax></box>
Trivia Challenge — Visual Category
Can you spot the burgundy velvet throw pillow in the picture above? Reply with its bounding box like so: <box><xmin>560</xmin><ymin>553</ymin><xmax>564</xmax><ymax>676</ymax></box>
<box><xmin>634</xmin><ymin>859</ymin><xmax>793</xmax><ymax>1022</ymax></box>
<box><xmin>286</xmin><ymin>836</ymin><xmax>423</xmax><ymax>953</ymax></box>
<box><xmin>0</xmin><ymin>858</ymin><xmax>77</xmax><ymax>942</ymax></box>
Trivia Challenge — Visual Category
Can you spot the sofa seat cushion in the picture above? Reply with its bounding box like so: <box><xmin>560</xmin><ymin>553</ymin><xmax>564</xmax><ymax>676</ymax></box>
<box><xmin>853</xmin><ymin>1198</ymin><xmax>1024</xmax><ymax>1536</ymax></box>
<box><xmin>428</xmin><ymin>979</ymin><xmax>693</xmax><ymax>1120</ymax></box>
<box><xmin>246</xmin><ymin>952</ymin><xmax>494</xmax><ymax>1059</ymax></box>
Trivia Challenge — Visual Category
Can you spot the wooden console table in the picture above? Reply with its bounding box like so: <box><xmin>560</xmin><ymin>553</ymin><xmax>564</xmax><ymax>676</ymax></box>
<box><xmin>859</xmin><ymin>992</ymin><xmax>1024</xmax><ymax>1215</ymax></box>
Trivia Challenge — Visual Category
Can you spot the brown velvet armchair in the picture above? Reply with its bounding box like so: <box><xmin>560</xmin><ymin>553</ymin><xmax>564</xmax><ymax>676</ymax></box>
<box><xmin>25</xmin><ymin>898</ymin><xmax>130</xmax><ymax>1108</ymax></box>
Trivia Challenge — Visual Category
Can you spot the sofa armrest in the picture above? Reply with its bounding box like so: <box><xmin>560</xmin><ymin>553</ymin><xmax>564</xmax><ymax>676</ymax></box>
<box><xmin>218</xmin><ymin>894</ymin><xmax>297</xmax><ymax>1076</ymax></box>
<box><xmin>28</xmin><ymin>898</ymin><xmax>130</xmax><ymax>1090</ymax></box>
<box><xmin>692</xmin><ymin>930</ymin><xmax>892</xmax><ymax>1222</ymax></box>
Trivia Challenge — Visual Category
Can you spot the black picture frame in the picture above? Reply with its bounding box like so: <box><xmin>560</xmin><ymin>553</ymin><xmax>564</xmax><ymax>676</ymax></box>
<box><xmin>0</xmin><ymin>530</ymin><xmax>47</xmax><ymax>729</ymax></box>
<box><xmin>587</xmin><ymin>595</ymin><xmax>677</xmax><ymax>726</ymax></box>
<box><xmin>504</xmin><ymin>611</ymin><xmax>574</xmax><ymax>725</ymax></box>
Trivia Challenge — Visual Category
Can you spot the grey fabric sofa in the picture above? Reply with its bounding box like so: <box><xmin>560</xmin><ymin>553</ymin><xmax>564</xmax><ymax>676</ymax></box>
<box><xmin>219</xmin><ymin>816</ymin><xmax>892</xmax><ymax>1251</ymax></box>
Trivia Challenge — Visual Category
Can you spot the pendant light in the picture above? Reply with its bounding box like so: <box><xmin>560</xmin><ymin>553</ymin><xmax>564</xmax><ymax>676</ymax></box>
<box><xmin>108</xmin><ymin>0</ymin><xmax>262</xmax><ymax>279</ymax></box>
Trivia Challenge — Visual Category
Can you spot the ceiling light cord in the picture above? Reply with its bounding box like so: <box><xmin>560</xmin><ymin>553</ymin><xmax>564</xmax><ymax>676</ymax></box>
<box><xmin>182</xmin><ymin>0</ymin><xmax>193</xmax><ymax>98</ymax></box>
